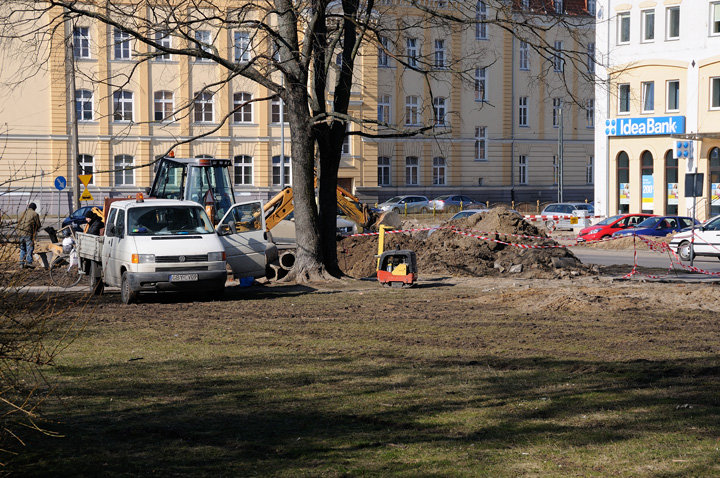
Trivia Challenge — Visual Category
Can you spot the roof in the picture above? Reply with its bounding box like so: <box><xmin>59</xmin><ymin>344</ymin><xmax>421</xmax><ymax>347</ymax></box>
<box><xmin>109</xmin><ymin>199</ymin><xmax>204</xmax><ymax>209</ymax></box>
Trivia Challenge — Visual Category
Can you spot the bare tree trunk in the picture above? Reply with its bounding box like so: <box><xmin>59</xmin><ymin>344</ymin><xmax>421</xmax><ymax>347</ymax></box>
<box><xmin>316</xmin><ymin>132</ymin><xmax>343</xmax><ymax>277</ymax></box>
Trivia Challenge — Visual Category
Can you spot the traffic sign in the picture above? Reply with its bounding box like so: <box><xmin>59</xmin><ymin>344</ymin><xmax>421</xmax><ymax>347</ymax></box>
<box><xmin>79</xmin><ymin>189</ymin><xmax>94</xmax><ymax>201</ymax></box>
<box><xmin>78</xmin><ymin>174</ymin><xmax>92</xmax><ymax>187</ymax></box>
<box><xmin>54</xmin><ymin>176</ymin><xmax>67</xmax><ymax>191</ymax></box>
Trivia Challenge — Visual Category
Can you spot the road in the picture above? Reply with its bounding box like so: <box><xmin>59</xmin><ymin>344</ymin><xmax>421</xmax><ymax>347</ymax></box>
<box><xmin>571</xmin><ymin>247</ymin><xmax>720</xmax><ymax>273</ymax></box>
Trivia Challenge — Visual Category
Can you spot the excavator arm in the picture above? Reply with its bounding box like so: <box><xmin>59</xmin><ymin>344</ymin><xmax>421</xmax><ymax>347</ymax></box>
<box><xmin>262</xmin><ymin>187</ymin><xmax>294</xmax><ymax>230</ymax></box>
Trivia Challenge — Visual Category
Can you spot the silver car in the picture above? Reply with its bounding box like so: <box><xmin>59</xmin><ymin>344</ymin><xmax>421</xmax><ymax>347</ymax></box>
<box><xmin>378</xmin><ymin>195</ymin><xmax>430</xmax><ymax>214</ymax></box>
<box><xmin>541</xmin><ymin>203</ymin><xmax>595</xmax><ymax>230</ymax></box>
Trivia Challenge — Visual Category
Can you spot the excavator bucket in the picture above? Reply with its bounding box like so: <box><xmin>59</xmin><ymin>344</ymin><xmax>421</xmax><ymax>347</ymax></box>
<box><xmin>373</xmin><ymin>210</ymin><xmax>401</xmax><ymax>230</ymax></box>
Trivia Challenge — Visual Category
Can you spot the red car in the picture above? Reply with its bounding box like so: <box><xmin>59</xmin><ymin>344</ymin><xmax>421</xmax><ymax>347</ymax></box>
<box><xmin>576</xmin><ymin>213</ymin><xmax>656</xmax><ymax>242</ymax></box>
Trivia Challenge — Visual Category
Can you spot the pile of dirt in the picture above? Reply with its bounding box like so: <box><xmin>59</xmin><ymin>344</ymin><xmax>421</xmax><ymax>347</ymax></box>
<box><xmin>338</xmin><ymin>208</ymin><xmax>587</xmax><ymax>279</ymax></box>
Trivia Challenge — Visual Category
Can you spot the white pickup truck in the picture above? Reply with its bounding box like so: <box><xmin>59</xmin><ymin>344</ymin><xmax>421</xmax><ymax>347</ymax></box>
<box><xmin>77</xmin><ymin>198</ymin><xmax>276</xmax><ymax>304</ymax></box>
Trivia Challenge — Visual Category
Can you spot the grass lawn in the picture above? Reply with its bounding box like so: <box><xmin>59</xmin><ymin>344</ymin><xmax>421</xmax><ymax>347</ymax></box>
<box><xmin>8</xmin><ymin>277</ymin><xmax>720</xmax><ymax>476</ymax></box>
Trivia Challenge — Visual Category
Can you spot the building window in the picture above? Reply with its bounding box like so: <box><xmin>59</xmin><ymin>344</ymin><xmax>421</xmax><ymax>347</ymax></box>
<box><xmin>518</xmin><ymin>96</ymin><xmax>528</xmax><ymax>127</ymax></box>
<box><xmin>712</xmin><ymin>3</ymin><xmax>720</xmax><ymax>35</ymax></box>
<box><xmin>641</xmin><ymin>150</ymin><xmax>654</xmax><ymax>214</ymax></box>
<box><xmin>234</xmin><ymin>31</ymin><xmax>251</xmax><ymax>62</ymax></box>
<box><xmin>666</xmin><ymin>6</ymin><xmax>680</xmax><ymax>40</ymax></box>
<box><xmin>113</xmin><ymin>28</ymin><xmax>131</xmax><ymax>60</ymax></box>
<box><xmin>553</xmin><ymin>41</ymin><xmax>564</xmax><ymax>72</ymax></box>
<box><xmin>552</xmin><ymin>98</ymin><xmax>562</xmax><ymax>128</ymax></box>
<box><xmin>641</xmin><ymin>81</ymin><xmax>654</xmax><ymax>113</ymax></box>
<box><xmin>233</xmin><ymin>155</ymin><xmax>253</xmax><ymax>185</ymax></box>
<box><xmin>587</xmin><ymin>0</ymin><xmax>596</xmax><ymax>16</ymax></box>
<box><xmin>586</xmin><ymin>99</ymin><xmax>594</xmax><ymax>128</ymax></box>
<box><xmin>618</xmin><ymin>12</ymin><xmax>631</xmax><ymax>44</ymax></box>
<box><xmin>433</xmin><ymin>97</ymin><xmax>446</xmax><ymax>126</ymax></box>
<box><xmin>233</xmin><ymin>92</ymin><xmax>253</xmax><ymax>123</ymax></box>
<box><xmin>73</xmin><ymin>26</ymin><xmax>90</xmax><ymax>59</ymax></box>
<box><xmin>710</xmin><ymin>148</ymin><xmax>720</xmax><ymax>216</ymax></box>
<box><xmin>405</xmin><ymin>156</ymin><xmax>419</xmax><ymax>185</ymax></box>
<box><xmin>271</xmin><ymin>98</ymin><xmax>288</xmax><ymax>123</ymax></box>
<box><xmin>114</xmin><ymin>154</ymin><xmax>134</xmax><ymax>186</ymax></box>
<box><xmin>195</xmin><ymin>30</ymin><xmax>213</xmax><ymax>59</ymax></box>
<box><xmin>434</xmin><ymin>39</ymin><xmax>446</xmax><ymax>68</ymax></box>
<box><xmin>153</xmin><ymin>91</ymin><xmax>173</xmax><ymax>121</ymax></box>
<box><xmin>272</xmin><ymin>155</ymin><xmax>291</xmax><ymax>186</ymax></box>
<box><xmin>432</xmin><ymin>157</ymin><xmax>446</xmax><ymax>186</ymax></box>
<box><xmin>405</xmin><ymin>95</ymin><xmax>419</xmax><ymax>126</ymax></box>
<box><xmin>342</xmin><ymin>126</ymin><xmax>350</xmax><ymax>155</ymax></box>
<box><xmin>406</xmin><ymin>38</ymin><xmax>417</xmax><ymax>68</ymax></box>
<box><xmin>586</xmin><ymin>156</ymin><xmax>594</xmax><ymax>184</ymax></box>
<box><xmin>75</xmin><ymin>89</ymin><xmax>93</xmax><ymax>121</ymax></box>
<box><xmin>153</xmin><ymin>31</ymin><xmax>171</xmax><ymax>61</ymax></box>
<box><xmin>667</xmin><ymin>80</ymin><xmax>680</xmax><ymax>112</ymax></box>
<box><xmin>519</xmin><ymin>41</ymin><xmax>529</xmax><ymax>70</ymax></box>
<box><xmin>618</xmin><ymin>83</ymin><xmax>630</xmax><ymax>114</ymax></box>
<box><xmin>666</xmin><ymin>151</ymin><xmax>678</xmax><ymax>215</ymax></box>
<box><xmin>475</xmin><ymin>126</ymin><xmax>487</xmax><ymax>161</ymax></box>
<box><xmin>378</xmin><ymin>36</ymin><xmax>389</xmax><ymax>67</ymax></box>
<box><xmin>378</xmin><ymin>95</ymin><xmax>391</xmax><ymax>124</ymax></box>
<box><xmin>476</xmin><ymin>1</ymin><xmax>488</xmax><ymax>40</ymax></box>
<box><xmin>711</xmin><ymin>77</ymin><xmax>720</xmax><ymax>109</ymax></box>
<box><xmin>521</xmin><ymin>0</ymin><xmax>530</xmax><ymax>9</ymax></box>
<box><xmin>79</xmin><ymin>154</ymin><xmax>94</xmax><ymax>184</ymax></box>
<box><xmin>642</xmin><ymin>9</ymin><xmax>655</xmax><ymax>42</ymax></box>
<box><xmin>518</xmin><ymin>155</ymin><xmax>527</xmax><ymax>185</ymax></box>
<box><xmin>193</xmin><ymin>91</ymin><xmax>213</xmax><ymax>123</ymax></box>
<box><xmin>475</xmin><ymin>67</ymin><xmax>487</xmax><ymax>101</ymax></box>
<box><xmin>617</xmin><ymin>151</ymin><xmax>630</xmax><ymax>214</ymax></box>
<box><xmin>555</xmin><ymin>0</ymin><xmax>563</xmax><ymax>14</ymax></box>
<box><xmin>587</xmin><ymin>42</ymin><xmax>595</xmax><ymax>74</ymax></box>
<box><xmin>378</xmin><ymin>156</ymin><xmax>391</xmax><ymax>186</ymax></box>
<box><xmin>112</xmin><ymin>90</ymin><xmax>133</xmax><ymax>122</ymax></box>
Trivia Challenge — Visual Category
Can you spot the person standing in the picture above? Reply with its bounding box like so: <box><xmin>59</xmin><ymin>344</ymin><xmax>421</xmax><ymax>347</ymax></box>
<box><xmin>16</xmin><ymin>202</ymin><xmax>41</xmax><ymax>268</ymax></box>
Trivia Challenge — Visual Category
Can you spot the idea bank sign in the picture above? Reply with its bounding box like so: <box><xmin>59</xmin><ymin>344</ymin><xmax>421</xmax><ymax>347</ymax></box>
<box><xmin>605</xmin><ymin>116</ymin><xmax>685</xmax><ymax>136</ymax></box>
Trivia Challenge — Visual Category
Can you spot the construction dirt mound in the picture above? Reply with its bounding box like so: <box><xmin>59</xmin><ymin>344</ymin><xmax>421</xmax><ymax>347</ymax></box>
<box><xmin>338</xmin><ymin>208</ymin><xmax>589</xmax><ymax>279</ymax></box>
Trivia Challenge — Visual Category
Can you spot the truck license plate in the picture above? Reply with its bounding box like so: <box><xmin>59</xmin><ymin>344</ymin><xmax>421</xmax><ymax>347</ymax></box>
<box><xmin>170</xmin><ymin>274</ymin><xmax>198</xmax><ymax>282</ymax></box>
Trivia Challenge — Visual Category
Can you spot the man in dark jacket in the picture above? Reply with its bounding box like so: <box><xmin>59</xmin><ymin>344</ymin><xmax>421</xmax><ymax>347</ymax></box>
<box><xmin>16</xmin><ymin>202</ymin><xmax>41</xmax><ymax>268</ymax></box>
<box><xmin>84</xmin><ymin>208</ymin><xmax>104</xmax><ymax>235</ymax></box>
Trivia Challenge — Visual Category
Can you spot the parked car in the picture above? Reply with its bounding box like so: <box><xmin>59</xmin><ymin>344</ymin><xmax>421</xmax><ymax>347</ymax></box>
<box><xmin>449</xmin><ymin>208</ymin><xmax>489</xmax><ymax>221</ymax></box>
<box><xmin>541</xmin><ymin>203</ymin><xmax>595</xmax><ymax>230</ymax></box>
<box><xmin>669</xmin><ymin>215</ymin><xmax>720</xmax><ymax>261</ymax></box>
<box><xmin>576</xmin><ymin>213</ymin><xmax>655</xmax><ymax>242</ymax></box>
<box><xmin>612</xmin><ymin>215</ymin><xmax>698</xmax><ymax>238</ymax></box>
<box><xmin>429</xmin><ymin>195</ymin><xmax>481</xmax><ymax>212</ymax></box>
<box><xmin>378</xmin><ymin>195</ymin><xmax>430</xmax><ymax>214</ymax></box>
<box><xmin>63</xmin><ymin>205</ymin><xmax>103</xmax><ymax>231</ymax></box>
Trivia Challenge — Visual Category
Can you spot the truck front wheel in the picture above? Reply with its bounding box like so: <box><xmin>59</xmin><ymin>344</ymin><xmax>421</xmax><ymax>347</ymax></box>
<box><xmin>121</xmin><ymin>272</ymin><xmax>138</xmax><ymax>304</ymax></box>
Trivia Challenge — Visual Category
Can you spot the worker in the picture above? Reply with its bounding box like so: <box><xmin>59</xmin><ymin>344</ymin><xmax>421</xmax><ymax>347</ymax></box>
<box><xmin>16</xmin><ymin>202</ymin><xmax>41</xmax><ymax>269</ymax></box>
<box><xmin>84</xmin><ymin>208</ymin><xmax>104</xmax><ymax>235</ymax></box>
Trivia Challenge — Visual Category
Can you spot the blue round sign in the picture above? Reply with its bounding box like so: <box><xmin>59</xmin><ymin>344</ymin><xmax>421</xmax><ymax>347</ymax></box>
<box><xmin>54</xmin><ymin>176</ymin><xmax>67</xmax><ymax>191</ymax></box>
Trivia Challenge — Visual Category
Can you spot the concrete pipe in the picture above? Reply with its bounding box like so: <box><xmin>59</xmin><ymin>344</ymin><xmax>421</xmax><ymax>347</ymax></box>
<box><xmin>279</xmin><ymin>250</ymin><xmax>296</xmax><ymax>271</ymax></box>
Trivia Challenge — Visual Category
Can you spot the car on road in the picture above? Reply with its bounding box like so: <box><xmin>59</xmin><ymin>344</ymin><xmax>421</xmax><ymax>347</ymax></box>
<box><xmin>576</xmin><ymin>213</ymin><xmax>655</xmax><ymax>242</ymax></box>
<box><xmin>429</xmin><ymin>195</ymin><xmax>481</xmax><ymax>212</ymax></box>
<box><xmin>540</xmin><ymin>202</ymin><xmax>595</xmax><ymax>230</ymax></box>
<box><xmin>669</xmin><ymin>215</ymin><xmax>720</xmax><ymax>261</ymax></box>
<box><xmin>612</xmin><ymin>215</ymin><xmax>697</xmax><ymax>238</ymax></box>
<box><xmin>377</xmin><ymin>195</ymin><xmax>430</xmax><ymax>214</ymax></box>
<box><xmin>63</xmin><ymin>205</ymin><xmax>103</xmax><ymax>231</ymax></box>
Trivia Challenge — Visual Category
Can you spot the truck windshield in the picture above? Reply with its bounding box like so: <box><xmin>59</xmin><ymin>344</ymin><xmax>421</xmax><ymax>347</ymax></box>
<box><xmin>127</xmin><ymin>206</ymin><xmax>214</xmax><ymax>235</ymax></box>
<box><xmin>187</xmin><ymin>166</ymin><xmax>234</xmax><ymax>221</ymax></box>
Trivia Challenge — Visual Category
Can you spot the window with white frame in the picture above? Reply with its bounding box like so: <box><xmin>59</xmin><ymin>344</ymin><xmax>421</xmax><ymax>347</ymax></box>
<box><xmin>342</xmin><ymin>126</ymin><xmax>350</xmax><ymax>155</ymax></box>
<box><xmin>271</xmin><ymin>98</ymin><xmax>288</xmax><ymax>123</ymax></box>
<box><xmin>555</xmin><ymin>0</ymin><xmax>563</xmax><ymax>14</ymax></box>
<box><xmin>476</xmin><ymin>1</ymin><xmax>487</xmax><ymax>40</ymax></box>
<box><xmin>378</xmin><ymin>156</ymin><xmax>391</xmax><ymax>186</ymax></box>
<box><xmin>434</xmin><ymin>39</ymin><xmax>446</xmax><ymax>68</ymax></box>
<box><xmin>79</xmin><ymin>154</ymin><xmax>94</xmax><ymax>184</ymax></box>
<box><xmin>586</xmin><ymin>156</ymin><xmax>594</xmax><ymax>184</ymax></box>
<box><xmin>587</xmin><ymin>42</ymin><xmax>595</xmax><ymax>73</ymax></box>
<box><xmin>642</xmin><ymin>9</ymin><xmax>655</xmax><ymax>42</ymax></box>
<box><xmin>618</xmin><ymin>83</ymin><xmax>630</xmax><ymax>113</ymax></box>
<box><xmin>153</xmin><ymin>91</ymin><xmax>173</xmax><ymax>121</ymax></box>
<box><xmin>553</xmin><ymin>156</ymin><xmax>558</xmax><ymax>185</ymax></box>
<box><xmin>75</xmin><ymin>89</ymin><xmax>93</xmax><ymax>121</ymax></box>
<box><xmin>642</xmin><ymin>81</ymin><xmax>654</xmax><ymax>112</ymax></box>
<box><xmin>667</xmin><ymin>80</ymin><xmax>679</xmax><ymax>111</ymax></box>
<box><xmin>112</xmin><ymin>90</ymin><xmax>133</xmax><ymax>121</ymax></box>
<box><xmin>272</xmin><ymin>155</ymin><xmax>291</xmax><ymax>185</ymax></box>
<box><xmin>553</xmin><ymin>41</ymin><xmax>564</xmax><ymax>72</ymax></box>
<box><xmin>195</xmin><ymin>30</ymin><xmax>213</xmax><ymax>59</ymax></box>
<box><xmin>711</xmin><ymin>77</ymin><xmax>720</xmax><ymax>109</ymax></box>
<box><xmin>552</xmin><ymin>98</ymin><xmax>562</xmax><ymax>128</ymax></box>
<box><xmin>405</xmin><ymin>95</ymin><xmax>419</xmax><ymax>125</ymax></box>
<box><xmin>712</xmin><ymin>3</ymin><xmax>720</xmax><ymax>35</ymax></box>
<box><xmin>406</xmin><ymin>38</ymin><xmax>418</xmax><ymax>68</ymax></box>
<box><xmin>378</xmin><ymin>95</ymin><xmax>391</xmax><ymax>124</ymax></box>
<box><xmin>433</xmin><ymin>97</ymin><xmax>446</xmax><ymax>126</ymax></box>
<box><xmin>233</xmin><ymin>92</ymin><xmax>253</xmax><ymax>123</ymax></box>
<box><xmin>114</xmin><ymin>154</ymin><xmax>134</xmax><ymax>186</ymax></box>
<box><xmin>405</xmin><ymin>156</ymin><xmax>419</xmax><ymax>185</ymax></box>
<box><xmin>666</xmin><ymin>6</ymin><xmax>680</xmax><ymax>40</ymax></box>
<box><xmin>73</xmin><ymin>27</ymin><xmax>90</xmax><ymax>59</ymax></box>
<box><xmin>193</xmin><ymin>91</ymin><xmax>213</xmax><ymax>122</ymax></box>
<box><xmin>618</xmin><ymin>12</ymin><xmax>631</xmax><ymax>44</ymax></box>
<box><xmin>518</xmin><ymin>96</ymin><xmax>528</xmax><ymax>127</ymax></box>
<box><xmin>113</xmin><ymin>28</ymin><xmax>131</xmax><ymax>60</ymax></box>
<box><xmin>587</xmin><ymin>0</ymin><xmax>596</xmax><ymax>16</ymax></box>
<box><xmin>234</xmin><ymin>155</ymin><xmax>253</xmax><ymax>185</ymax></box>
<box><xmin>432</xmin><ymin>157</ymin><xmax>446</xmax><ymax>185</ymax></box>
<box><xmin>475</xmin><ymin>67</ymin><xmax>487</xmax><ymax>101</ymax></box>
<box><xmin>518</xmin><ymin>155</ymin><xmax>527</xmax><ymax>184</ymax></box>
<box><xmin>586</xmin><ymin>99</ymin><xmax>594</xmax><ymax>127</ymax></box>
<box><xmin>378</xmin><ymin>36</ymin><xmax>389</xmax><ymax>67</ymax></box>
<box><xmin>234</xmin><ymin>31</ymin><xmax>251</xmax><ymax>62</ymax></box>
<box><xmin>519</xmin><ymin>41</ymin><xmax>529</xmax><ymax>70</ymax></box>
<box><xmin>475</xmin><ymin>126</ymin><xmax>487</xmax><ymax>161</ymax></box>
<box><xmin>154</xmin><ymin>31</ymin><xmax>171</xmax><ymax>60</ymax></box>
